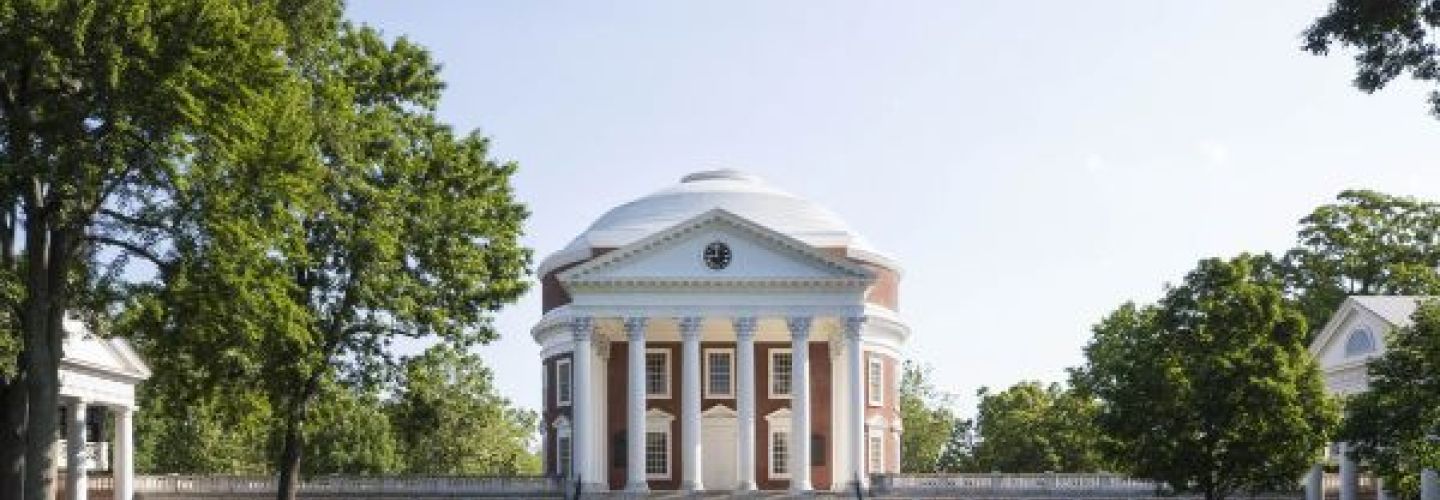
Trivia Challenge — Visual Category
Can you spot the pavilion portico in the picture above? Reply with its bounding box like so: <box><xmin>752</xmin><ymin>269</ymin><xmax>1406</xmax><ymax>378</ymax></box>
<box><xmin>56</xmin><ymin>319</ymin><xmax>152</xmax><ymax>500</ymax></box>
<box><xmin>556</xmin><ymin>306</ymin><xmax>881</xmax><ymax>493</ymax></box>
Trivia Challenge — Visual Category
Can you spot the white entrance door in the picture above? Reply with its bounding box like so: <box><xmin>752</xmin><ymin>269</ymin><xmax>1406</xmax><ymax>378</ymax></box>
<box><xmin>702</xmin><ymin>409</ymin><xmax>738</xmax><ymax>490</ymax></box>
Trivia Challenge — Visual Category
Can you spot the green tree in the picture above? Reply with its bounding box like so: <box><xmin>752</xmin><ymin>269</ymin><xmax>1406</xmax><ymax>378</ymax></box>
<box><xmin>898</xmin><ymin>361</ymin><xmax>957</xmax><ymax>473</ymax></box>
<box><xmin>302</xmin><ymin>381</ymin><xmax>401</xmax><ymax>475</ymax></box>
<box><xmin>1339</xmin><ymin>300</ymin><xmax>1440</xmax><ymax>498</ymax></box>
<box><xmin>936</xmin><ymin>417</ymin><xmax>977</xmax><ymax>473</ymax></box>
<box><xmin>388</xmin><ymin>344</ymin><xmax>540</xmax><ymax>475</ymax></box>
<box><xmin>1280</xmin><ymin>190</ymin><xmax>1440</xmax><ymax>334</ymax></box>
<box><xmin>0</xmin><ymin>2</ymin><xmax>334</xmax><ymax>498</ymax></box>
<box><xmin>1305</xmin><ymin>0</ymin><xmax>1440</xmax><ymax>118</ymax></box>
<box><xmin>1073</xmin><ymin>255</ymin><xmax>1339</xmax><ymax>500</ymax></box>
<box><xmin>970</xmin><ymin>381</ymin><xmax>1105</xmax><ymax>473</ymax></box>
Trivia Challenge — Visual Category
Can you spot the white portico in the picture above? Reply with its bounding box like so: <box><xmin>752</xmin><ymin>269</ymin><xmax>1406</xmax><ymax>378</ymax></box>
<box><xmin>534</xmin><ymin>170</ymin><xmax>908</xmax><ymax>493</ymax></box>
<box><xmin>57</xmin><ymin>319</ymin><xmax>152</xmax><ymax>500</ymax></box>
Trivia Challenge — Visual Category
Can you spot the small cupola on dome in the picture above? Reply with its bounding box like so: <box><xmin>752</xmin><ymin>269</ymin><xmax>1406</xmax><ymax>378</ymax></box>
<box><xmin>680</xmin><ymin>169</ymin><xmax>762</xmax><ymax>183</ymax></box>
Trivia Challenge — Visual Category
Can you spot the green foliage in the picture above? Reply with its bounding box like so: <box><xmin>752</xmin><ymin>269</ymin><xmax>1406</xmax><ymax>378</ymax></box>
<box><xmin>1073</xmin><ymin>255</ymin><xmax>1339</xmax><ymax>500</ymax></box>
<box><xmin>1340</xmin><ymin>300</ymin><xmax>1440</xmax><ymax>498</ymax></box>
<box><xmin>1280</xmin><ymin>190</ymin><xmax>1440</xmax><ymax>334</ymax></box>
<box><xmin>936</xmin><ymin>417</ymin><xmax>977</xmax><ymax>473</ymax></box>
<box><xmin>302</xmin><ymin>382</ymin><xmax>401</xmax><ymax>475</ymax></box>
<box><xmin>898</xmin><ymin>361</ymin><xmax>958</xmax><ymax>473</ymax></box>
<box><xmin>1305</xmin><ymin>0</ymin><xmax>1440</xmax><ymax>118</ymax></box>
<box><xmin>970</xmin><ymin>381</ymin><xmax>1105</xmax><ymax>473</ymax></box>
<box><xmin>388</xmin><ymin>345</ymin><xmax>540</xmax><ymax>475</ymax></box>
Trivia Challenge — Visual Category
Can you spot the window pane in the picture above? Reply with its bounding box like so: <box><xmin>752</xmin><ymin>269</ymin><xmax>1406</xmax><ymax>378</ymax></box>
<box><xmin>646</xmin><ymin>352</ymin><xmax>666</xmax><ymax>395</ymax></box>
<box><xmin>646</xmin><ymin>431</ymin><xmax>668</xmax><ymax>475</ymax></box>
<box><xmin>557</xmin><ymin>362</ymin><xmax>572</xmax><ymax>404</ymax></box>
<box><xmin>557</xmin><ymin>436</ymin><xmax>572</xmax><ymax>477</ymax></box>
<box><xmin>708</xmin><ymin>352</ymin><xmax>732</xmax><ymax>395</ymax></box>
<box><xmin>868</xmin><ymin>358</ymin><xmax>882</xmax><ymax>404</ymax></box>
<box><xmin>772</xmin><ymin>352</ymin><xmax>792</xmax><ymax>395</ymax></box>
<box><xmin>868</xmin><ymin>435</ymin><xmax>883</xmax><ymax>472</ymax></box>
<box><xmin>772</xmin><ymin>431</ymin><xmax>789</xmax><ymax>474</ymax></box>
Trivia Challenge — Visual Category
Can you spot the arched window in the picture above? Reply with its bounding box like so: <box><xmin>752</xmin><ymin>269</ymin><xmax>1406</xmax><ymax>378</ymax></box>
<box><xmin>1344</xmin><ymin>327</ymin><xmax>1377</xmax><ymax>356</ymax></box>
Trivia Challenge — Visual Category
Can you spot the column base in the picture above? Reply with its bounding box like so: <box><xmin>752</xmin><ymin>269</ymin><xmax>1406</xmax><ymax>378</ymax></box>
<box><xmin>680</xmin><ymin>480</ymin><xmax>704</xmax><ymax>492</ymax></box>
<box><xmin>790</xmin><ymin>480</ymin><xmax>814</xmax><ymax>493</ymax></box>
<box><xmin>735</xmin><ymin>481</ymin><xmax>758</xmax><ymax>492</ymax></box>
<box><xmin>624</xmin><ymin>481</ymin><xmax>650</xmax><ymax>493</ymax></box>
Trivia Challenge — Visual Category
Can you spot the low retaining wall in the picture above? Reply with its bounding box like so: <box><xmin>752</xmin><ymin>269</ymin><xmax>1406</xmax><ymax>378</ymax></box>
<box><xmin>127</xmin><ymin>475</ymin><xmax>561</xmax><ymax>499</ymax></box>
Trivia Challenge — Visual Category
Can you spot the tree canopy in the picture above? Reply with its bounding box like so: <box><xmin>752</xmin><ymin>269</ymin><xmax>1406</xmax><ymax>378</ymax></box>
<box><xmin>898</xmin><ymin>361</ymin><xmax>958</xmax><ymax>473</ymax></box>
<box><xmin>969</xmin><ymin>381</ymin><xmax>1106</xmax><ymax>473</ymax></box>
<box><xmin>1072</xmin><ymin>255</ymin><xmax>1339</xmax><ymax>500</ymax></box>
<box><xmin>1339</xmin><ymin>300</ymin><xmax>1440</xmax><ymax>498</ymax></box>
<box><xmin>1305</xmin><ymin>0</ymin><xmax>1440</xmax><ymax>118</ymax></box>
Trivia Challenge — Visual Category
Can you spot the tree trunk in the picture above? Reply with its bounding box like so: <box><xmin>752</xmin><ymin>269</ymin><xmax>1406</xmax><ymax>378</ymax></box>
<box><xmin>20</xmin><ymin>220</ymin><xmax>70</xmax><ymax>500</ymax></box>
<box><xmin>275</xmin><ymin>375</ymin><xmax>321</xmax><ymax>500</ymax></box>
<box><xmin>275</xmin><ymin>417</ymin><xmax>304</xmax><ymax>500</ymax></box>
<box><xmin>0</xmin><ymin>374</ymin><xmax>26</xmax><ymax>500</ymax></box>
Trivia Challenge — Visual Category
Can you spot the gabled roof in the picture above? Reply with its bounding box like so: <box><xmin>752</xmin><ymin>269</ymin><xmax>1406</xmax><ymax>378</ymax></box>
<box><xmin>1350</xmin><ymin>295</ymin><xmax>1429</xmax><ymax>327</ymax></box>
<box><xmin>556</xmin><ymin>208</ymin><xmax>876</xmax><ymax>289</ymax></box>
<box><xmin>60</xmin><ymin>318</ymin><xmax>152</xmax><ymax>381</ymax></box>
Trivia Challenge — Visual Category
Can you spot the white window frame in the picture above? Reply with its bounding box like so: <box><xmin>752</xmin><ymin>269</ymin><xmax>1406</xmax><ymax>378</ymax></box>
<box><xmin>867</xmin><ymin>354</ymin><xmax>883</xmax><ymax>407</ymax></box>
<box><xmin>645</xmin><ymin>348</ymin><xmax>672</xmax><ymax>399</ymax></box>
<box><xmin>768</xmin><ymin>348</ymin><xmax>793</xmax><ymax>400</ymax></box>
<box><xmin>556</xmin><ymin>358</ymin><xmax>572</xmax><ymax>407</ymax></box>
<box><xmin>867</xmin><ymin>431</ymin><xmax>884</xmax><ymax>473</ymax></box>
<box><xmin>553</xmin><ymin>417</ymin><xmax>572</xmax><ymax>478</ymax></box>
<box><xmin>769</xmin><ymin>429</ymin><xmax>791</xmax><ymax>479</ymax></box>
<box><xmin>645</xmin><ymin>410</ymin><xmax>674</xmax><ymax>480</ymax></box>
<box><xmin>704</xmin><ymin>348</ymin><xmax>736</xmax><ymax>399</ymax></box>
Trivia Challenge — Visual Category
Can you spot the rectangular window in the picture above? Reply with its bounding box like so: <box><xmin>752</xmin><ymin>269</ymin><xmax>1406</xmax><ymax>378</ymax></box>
<box><xmin>868</xmin><ymin>434</ymin><xmax>884</xmax><ymax>473</ymax></box>
<box><xmin>769</xmin><ymin>349</ymin><xmax>793</xmax><ymax>398</ymax></box>
<box><xmin>867</xmin><ymin>355</ymin><xmax>883</xmax><ymax>406</ymax></box>
<box><xmin>705</xmin><ymin>349</ymin><xmax>734</xmax><ymax>398</ymax></box>
<box><xmin>645</xmin><ymin>349</ymin><xmax>670</xmax><ymax>398</ymax></box>
<box><xmin>556</xmin><ymin>359</ymin><xmax>572</xmax><ymax>406</ymax></box>
<box><xmin>557</xmin><ymin>435</ymin><xmax>572</xmax><ymax>477</ymax></box>
<box><xmin>645</xmin><ymin>430</ymin><xmax>670</xmax><ymax>477</ymax></box>
<box><xmin>770</xmin><ymin>430</ymin><xmax>790</xmax><ymax>478</ymax></box>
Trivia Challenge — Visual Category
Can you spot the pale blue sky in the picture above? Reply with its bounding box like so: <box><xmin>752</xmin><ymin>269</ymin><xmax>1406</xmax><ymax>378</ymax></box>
<box><xmin>346</xmin><ymin>1</ymin><xmax>1440</xmax><ymax>416</ymax></box>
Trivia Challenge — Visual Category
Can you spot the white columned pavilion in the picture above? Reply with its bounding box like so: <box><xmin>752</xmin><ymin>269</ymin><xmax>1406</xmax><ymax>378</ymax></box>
<box><xmin>534</xmin><ymin>171</ymin><xmax>910</xmax><ymax>492</ymax></box>
<box><xmin>56</xmin><ymin>318</ymin><xmax>151</xmax><ymax>500</ymax></box>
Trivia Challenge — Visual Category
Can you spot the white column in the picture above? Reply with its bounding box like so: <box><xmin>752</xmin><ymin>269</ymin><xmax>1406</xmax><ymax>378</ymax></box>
<box><xmin>1340</xmin><ymin>442</ymin><xmax>1357</xmax><ymax>500</ymax></box>
<box><xmin>569</xmin><ymin>317</ymin><xmax>595</xmax><ymax>491</ymax></box>
<box><xmin>843</xmin><ymin>317</ymin><xmax>866</xmax><ymax>488</ymax></box>
<box><xmin>65</xmin><ymin>399</ymin><xmax>87</xmax><ymax>500</ymax></box>
<box><xmin>114</xmin><ymin>406</ymin><xmax>134</xmax><ymax>500</ymax></box>
<box><xmin>734</xmin><ymin>316</ymin><xmax>759</xmax><ymax>491</ymax></box>
<box><xmin>1305</xmin><ymin>463</ymin><xmax>1323</xmax><ymax>500</ymax></box>
<box><xmin>1423</xmin><ymin>468</ymin><xmax>1440</xmax><ymax>500</ymax></box>
<box><xmin>678</xmin><ymin>316</ymin><xmax>704</xmax><ymax>492</ymax></box>
<box><xmin>625</xmin><ymin>316</ymin><xmax>649</xmax><ymax>492</ymax></box>
<box><xmin>787</xmin><ymin>316</ymin><xmax>813</xmax><ymax>492</ymax></box>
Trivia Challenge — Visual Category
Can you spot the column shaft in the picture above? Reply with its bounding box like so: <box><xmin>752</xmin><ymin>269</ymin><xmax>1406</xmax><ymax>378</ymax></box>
<box><xmin>570</xmin><ymin>317</ymin><xmax>594</xmax><ymax>490</ymax></box>
<box><xmin>679</xmin><ymin>317</ymin><xmax>704</xmax><ymax>491</ymax></box>
<box><xmin>1305</xmin><ymin>463</ymin><xmax>1323</xmax><ymax>500</ymax></box>
<box><xmin>734</xmin><ymin>317</ymin><xmax>759</xmax><ymax>491</ymax></box>
<box><xmin>1340</xmin><ymin>442</ymin><xmax>1357</xmax><ymax>500</ymax></box>
<box><xmin>1423</xmin><ymin>468</ymin><xmax>1440</xmax><ymax>500</ymax></box>
<box><xmin>66</xmin><ymin>399</ymin><xmax>87</xmax><ymax>500</ymax></box>
<box><xmin>115</xmin><ymin>407</ymin><xmax>134</xmax><ymax>500</ymax></box>
<box><xmin>625</xmin><ymin>317</ymin><xmax>649</xmax><ymax>492</ymax></box>
<box><xmin>788</xmin><ymin>316</ymin><xmax>813</xmax><ymax>492</ymax></box>
<box><xmin>844</xmin><ymin>317</ymin><xmax>866</xmax><ymax>488</ymax></box>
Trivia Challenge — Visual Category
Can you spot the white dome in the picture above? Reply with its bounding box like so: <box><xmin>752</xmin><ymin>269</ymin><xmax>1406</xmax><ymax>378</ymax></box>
<box><xmin>538</xmin><ymin>169</ymin><xmax>894</xmax><ymax>275</ymax></box>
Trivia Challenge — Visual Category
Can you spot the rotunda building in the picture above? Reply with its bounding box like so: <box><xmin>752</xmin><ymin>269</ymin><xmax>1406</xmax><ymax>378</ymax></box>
<box><xmin>533</xmin><ymin>170</ymin><xmax>908</xmax><ymax>493</ymax></box>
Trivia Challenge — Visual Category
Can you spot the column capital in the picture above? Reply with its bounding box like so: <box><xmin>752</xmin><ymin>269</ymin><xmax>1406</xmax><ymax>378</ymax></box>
<box><xmin>733</xmin><ymin>316</ymin><xmax>758</xmax><ymax>338</ymax></box>
<box><xmin>569</xmin><ymin>316</ymin><xmax>594</xmax><ymax>341</ymax></box>
<box><xmin>623</xmin><ymin>316</ymin><xmax>648</xmax><ymax>340</ymax></box>
<box><xmin>843</xmin><ymin>316</ymin><xmax>866</xmax><ymax>340</ymax></box>
<box><xmin>677</xmin><ymin>316</ymin><xmax>704</xmax><ymax>339</ymax></box>
<box><xmin>786</xmin><ymin>316</ymin><xmax>813</xmax><ymax>339</ymax></box>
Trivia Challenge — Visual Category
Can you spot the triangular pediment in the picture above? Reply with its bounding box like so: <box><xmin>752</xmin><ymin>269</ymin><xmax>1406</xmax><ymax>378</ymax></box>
<box><xmin>1309</xmin><ymin>298</ymin><xmax>1393</xmax><ymax>370</ymax></box>
<box><xmin>558</xmin><ymin>209</ymin><xmax>874</xmax><ymax>290</ymax></box>
<box><xmin>60</xmin><ymin>319</ymin><xmax>151</xmax><ymax>381</ymax></box>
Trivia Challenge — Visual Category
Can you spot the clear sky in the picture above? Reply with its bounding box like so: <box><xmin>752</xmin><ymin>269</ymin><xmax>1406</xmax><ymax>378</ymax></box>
<box><xmin>345</xmin><ymin>1</ymin><xmax>1440</xmax><ymax>416</ymax></box>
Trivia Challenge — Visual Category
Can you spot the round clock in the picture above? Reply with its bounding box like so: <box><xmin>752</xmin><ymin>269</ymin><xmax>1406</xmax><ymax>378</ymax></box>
<box><xmin>702</xmin><ymin>241</ymin><xmax>732</xmax><ymax>270</ymax></box>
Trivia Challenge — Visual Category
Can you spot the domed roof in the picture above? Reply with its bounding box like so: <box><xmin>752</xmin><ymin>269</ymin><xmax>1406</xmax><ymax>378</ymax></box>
<box><xmin>538</xmin><ymin>169</ymin><xmax>895</xmax><ymax>275</ymax></box>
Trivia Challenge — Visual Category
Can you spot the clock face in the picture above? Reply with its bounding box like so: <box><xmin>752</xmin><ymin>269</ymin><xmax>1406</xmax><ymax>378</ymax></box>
<box><xmin>703</xmin><ymin>241</ymin><xmax>732</xmax><ymax>270</ymax></box>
